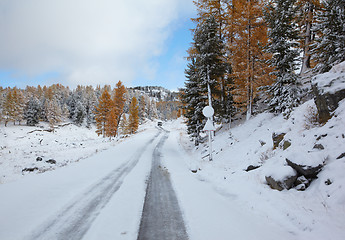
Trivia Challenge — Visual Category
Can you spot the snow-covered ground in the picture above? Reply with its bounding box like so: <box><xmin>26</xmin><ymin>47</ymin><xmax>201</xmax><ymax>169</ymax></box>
<box><xmin>162</xmin><ymin>99</ymin><xmax>345</xmax><ymax>240</ymax></box>
<box><xmin>1</xmin><ymin>62</ymin><xmax>345</xmax><ymax>239</ymax></box>
<box><xmin>0</xmin><ymin>123</ymin><xmax>161</xmax><ymax>240</ymax></box>
<box><xmin>0</xmin><ymin>122</ymin><xmax>151</xmax><ymax>184</ymax></box>
<box><xmin>0</xmin><ymin>108</ymin><xmax>344</xmax><ymax>239</ymax></box>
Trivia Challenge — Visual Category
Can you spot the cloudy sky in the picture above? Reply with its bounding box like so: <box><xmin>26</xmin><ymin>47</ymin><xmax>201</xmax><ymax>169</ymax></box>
<box><xmin>0</xmin><ymin>0</ymin><xmax>196</xmax><ymax>90</ymax></box>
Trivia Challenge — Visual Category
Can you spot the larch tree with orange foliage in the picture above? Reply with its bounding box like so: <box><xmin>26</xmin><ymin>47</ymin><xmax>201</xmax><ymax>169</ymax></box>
<box><xmin>127</xmin><ymin>97</ymin><xmax>139</xmax><ymax>134</ymax></box>
<box><xmin>113</xmin><ymin>81</ymin><xmax>127</xmax><ymax>134</ymax></box>
<box><xmin>95</xmin><ymin>88</ymin><xmax>112</xmax><ymax>137</ymax></box>
<box><xmin>228</xmin><ymin>0</ymin><xmax>273</xmax><ymax>120</ymax></box>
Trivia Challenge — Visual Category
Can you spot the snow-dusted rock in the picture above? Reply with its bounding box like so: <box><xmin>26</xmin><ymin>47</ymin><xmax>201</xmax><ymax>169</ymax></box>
<box><xmin>265</xmin><ymin>171</ymin><xmax>298</xmax><ymax>191</ymax></box>
<box><xmin>264</xmin><ymin>157</ymin><xmax>298</xmax><ymax>191</ymax></box>
<box><xmin>272</xmin><ymin>132</ymin><xmax>286</xmax><ymax>149</ymax></box>
<box><xmin>312</xmin><ymin>61</ymin><xmax>345</xmax><ymax>123</ymax></box>
<box><xmin>295</xmin><ymin>176</ymin><xmax>310</xmax><ymax>191</ymax></box>
<box><xmin>286</xmin><ymin>151</ymin><xmax>326</xmax><ymax>178</ymax></box>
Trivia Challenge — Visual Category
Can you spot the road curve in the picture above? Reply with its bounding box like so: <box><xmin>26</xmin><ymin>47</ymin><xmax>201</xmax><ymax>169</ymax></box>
<box><xmin>137</xmin><ymin>129</ymin><xmax>188</xmax><ymax>240</ymax></box>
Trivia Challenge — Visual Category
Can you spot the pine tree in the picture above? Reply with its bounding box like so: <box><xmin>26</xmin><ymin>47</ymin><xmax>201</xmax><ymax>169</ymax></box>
<box><xmin>127</xmin><ymin>97</ymin><xmax>139</xmax><ymax>134</ymax></box>
<box><xmin>119</xmin><ymin>114</ymin><xmax>129</xmax><ymax>135</ymax></box>
<box><xmin>24</xmin><ymin>97</ymin><xmax>40</xmax><ymax>126</ymax></box>
<box><xmin>95</xmin><ymin>89</ymin><xmax>112</xmax><ymax>137</ymax></box>
<box><xmin>296</xmin><ymin>0</ymin><xmax>320</xmax><ymax>73</ymax></box>
<box><xmin>265</xmin><ymin>0</ymin><xmax>302</xmax><ymax>117</ymax></box>
<box><xmin>46</xmin><ymin>98</ymin><xmax>62</xmax><ymax>129</ymax></box>
<box><xmin>312</xmin><ymin>0</ymin><xmax>345</xmax><ymax>73</ymax></box>
<box><xmin>181</xmin><ymin>58</ymin><xmax>205</xmax><ymax>146</ymax></box>
<box><xmin>193</xmin><ymin>15</ymin><xmax>227</xmax><ymax>120</ymax></box>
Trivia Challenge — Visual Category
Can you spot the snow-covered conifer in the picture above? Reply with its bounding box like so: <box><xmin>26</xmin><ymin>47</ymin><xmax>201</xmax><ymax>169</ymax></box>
<box><xmin>24</xmin><ymin>97</ymin><xmax>40</xmax><ymax>126</ymax></box>
<box><xmin>265</xmin><ymin>0</ymin><xmax>302</xmax><ymax>117</ymax></box>
<box><xmin>312</xmin><ymin>0</ymin><xmax>345</xmax><ymax>73</ymax></box>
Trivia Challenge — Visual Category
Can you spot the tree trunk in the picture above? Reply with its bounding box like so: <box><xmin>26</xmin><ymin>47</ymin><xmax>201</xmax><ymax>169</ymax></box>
<box><xmin>300</xmin><ymin>1</ymin><xmax>314</xmax><ymax>74</ymax></box>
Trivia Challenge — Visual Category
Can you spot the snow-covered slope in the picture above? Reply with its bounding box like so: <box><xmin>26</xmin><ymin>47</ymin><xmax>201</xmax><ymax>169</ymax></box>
<box><xmin>172</xmin><ymin>67</ymin><xmax>345</xmax><ymax>238</ymax></box>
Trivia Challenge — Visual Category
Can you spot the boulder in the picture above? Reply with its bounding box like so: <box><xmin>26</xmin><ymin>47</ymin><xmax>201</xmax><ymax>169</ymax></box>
<box><xmin>46</xmin><ymin>159</ymin><xmax>56</xmax><ymax>164</ymax></box>
<box><xmin>245</xmin><ymin>165</ymin><xmax>260</xmax><ymax>172</ymax></box>
<box><xmin>286</xmin><ymin>158</ymin><xmax>323</xmax><ymax>178</ymax></box>
<box><xmin>295</xmin><ymin>176</ymin><xmax>310</xmax><ymax>191</ymax></box>
<box><xmin>312</xmin><ymin>62</ymin><xmax>345</xmax><ymax>123</ymax></box>
<box><xmin>266</xmin><ymin>173</ymin><xmax>298</xmax><ymax>191</ymax></box>
<box><xmin>282</xmin><ymin>140</ymin><xmax>291</xmax><ymax>150</ymax></box>
<box><xmin>336</xmin><ymin>152</ymin><xmax>345</xmax><ymax>159</ymax></box>
<box><xmin>22</xmin><ymin>167</ymin><xmax>39</xmax><ymax>173</ymax></box>
<box><xmin>272</xmin><ymin>132</ymin><xmax>286</xmax><ymax>149</ymax></box>
<box><xmin>313</xmin><ymin>144</ymin><xmax>325</xmax><ymax>150</ymax></box>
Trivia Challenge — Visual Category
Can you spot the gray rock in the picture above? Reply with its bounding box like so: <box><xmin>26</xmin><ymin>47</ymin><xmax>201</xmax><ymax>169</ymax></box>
<box><xmin>46</xmin><ymin>159</ymin><xmax>56</xmax><ymax>164</ymax></box>
<box><xmin>266</xmin><ymin>173</ymin><xmax>298</xmax><ymax>191</ymax></box>
<box><xmin>336</xmin><ymin>152</ymin><xmax>345</xmax><ymax>159</ymax></box>
<box><xmin>22</xmin><ymin>167</ymin><xmax>39</xmax><ymax>173</ymax></box>
<box><xmin>286</xmin><ymin>158</ymin><xmax>324</xmax><ymax>178</ymax></box>
<box><xmin>272</xmin><ymin>132</ymin><xmax>286</xmax><ymax>149</ymax></box>
<box><xmin>295</xmin><ymin>176</ymin><xmax>310</xmax><ymax>191</ymax></box>
<box><xmin>282</xmin><ymin>140</ymin><xmax>291</xmax><ymax>150</ymax></box>
<box><xmin>313</xmin><ymin>144</ymin><xmax>325</xmax><ymax>150</ymax></box>
<box><xmin>312</xmin><ymin>66</ymin><xmax>345</xmax><ymax>124</ymax></box>
<box><xmin>245</xmin><ymin>165</ymin><xmax>260</xmax><ymax>172</ymax></box>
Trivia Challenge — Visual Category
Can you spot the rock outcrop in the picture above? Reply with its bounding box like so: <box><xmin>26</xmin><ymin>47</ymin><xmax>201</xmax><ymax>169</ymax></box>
<box><xmin>312</xmin><ymin>62</ymin><xmax>345</xmax><ymax>123</ymax></box>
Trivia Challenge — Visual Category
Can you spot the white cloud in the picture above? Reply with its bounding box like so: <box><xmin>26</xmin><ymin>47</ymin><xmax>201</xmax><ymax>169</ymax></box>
<box><xmin>0</xmin><ymin>0</ymin><xmax>194</xmax><ymax>87</ymax></box>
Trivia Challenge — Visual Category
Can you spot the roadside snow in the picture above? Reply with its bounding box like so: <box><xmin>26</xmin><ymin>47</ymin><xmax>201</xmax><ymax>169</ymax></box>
<box><xmin>0</xmin><ymin>122</ymin><xmax>151</xmax><ymax>184</ymax></box>
<box><xmin>0</xmin><ymin>125</ymin><xmax>159</xmax><ymax>240</ymax></box>
<box><xmin>163</xmin><ymin>97</ymin><xmax>345</xmax><ymax>240</ymax></box>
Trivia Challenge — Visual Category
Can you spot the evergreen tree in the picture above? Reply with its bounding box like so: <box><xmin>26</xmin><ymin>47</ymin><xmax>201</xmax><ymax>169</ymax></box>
<box><xmin>127</xmin><ymin>97</ymin><xmax>139</xmax><ymax>134</ymax></box>
<box><xmin>296</xmin><ymin>0</ymin><xmax>320</xmax><ymax>73</ymax></box>
<box><xmin>193</xmin><ymin>15</ymin><xmax>226</xmax><ymax>120</ymax></box>
<box><xmin>312</xmin><ymin>0</ymin><xmax>345</xmax><ymax>73</ymax></box>
<box><xmin>24</xmin><ymin>97</ymin><xmax>40</xmax><ymax>126</ymax></box>
<box><xmin>181</xmin><ymin>58</ymin><xmax>205</xmax><ymax>146</ymax></box>
<box><xmin>119</xmin><ymin>114</ymin><xmax>129</xmax><ymax>135</ymax></box>
<box><xmin>46</xmin><ymin>98</ymin><xmax>62</xmax><ymax>129</ymax></box>
<box><xmin>265</xmin><ymin>0</ymin><xmax>302</xmax><ymax>117</ymax></box>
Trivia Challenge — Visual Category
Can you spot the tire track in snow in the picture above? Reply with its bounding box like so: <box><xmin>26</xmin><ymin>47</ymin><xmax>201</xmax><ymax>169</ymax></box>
<box><xmin>137</xmin><ymin>129</ymin><xmax>188</xmax><ymax>240</ymax></box>
<box><xmin>27</xmin><ymin>131</ymin><xmax>161</xmax><ymax>240</ymax></box>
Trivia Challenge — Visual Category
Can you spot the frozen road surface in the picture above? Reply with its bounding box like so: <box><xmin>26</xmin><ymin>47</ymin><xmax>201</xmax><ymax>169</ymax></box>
<box><xmin>137</xmin><ymin>129</ymin><xmax>188</xmax><ymax>240</ymax></box>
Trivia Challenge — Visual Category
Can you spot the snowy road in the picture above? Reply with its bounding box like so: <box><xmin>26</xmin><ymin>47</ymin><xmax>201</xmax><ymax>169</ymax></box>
<box><xmin>137</xmin><ymin>128</ymin><xmax>188</xmax><ymax>240</ymax></box>
<box><xmin>0</xmin><ymin>120</ymin><xmax>321</xmax><ymax>240</ymax></box>
<box><xmin>27</xmin><ymin>131</ymin><xmax>160</xmax><ymax>240</ymax></box>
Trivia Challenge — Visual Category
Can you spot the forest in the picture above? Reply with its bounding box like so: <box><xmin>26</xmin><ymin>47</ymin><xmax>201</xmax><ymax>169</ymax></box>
<box><xmin>0</xmin><ymin>83</ymin><xmax>182</xmax><ymax>136</ymax></box>
<box><xmin>181</xmin><ymin>0</ymin><xmax>345</xmax><ymax>144</ymax></box>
